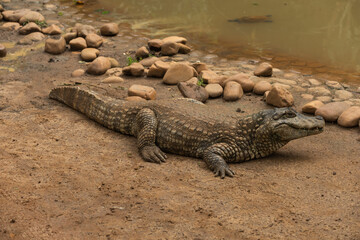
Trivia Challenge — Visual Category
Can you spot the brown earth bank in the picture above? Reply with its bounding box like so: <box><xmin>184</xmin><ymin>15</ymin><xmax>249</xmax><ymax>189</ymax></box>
<box><xmin>1</xmin><ymin>1</ymin><xmax>360</xmax><ymax>240</ymax></box>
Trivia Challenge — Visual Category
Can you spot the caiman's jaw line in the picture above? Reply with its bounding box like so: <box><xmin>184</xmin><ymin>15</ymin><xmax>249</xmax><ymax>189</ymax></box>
<box><xmin>277</xmin><ymin>123</ymin><xmax>324</xmax><ymax>132</ymax></box>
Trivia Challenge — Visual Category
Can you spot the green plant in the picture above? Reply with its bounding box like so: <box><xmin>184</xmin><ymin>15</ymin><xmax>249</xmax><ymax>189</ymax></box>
<box><xmin>35</xmin><ymin>21</ymin><xmax>47</xmax><ymax>28</ymax></box>
<box><xmin>57</xmin><ymin>11</ymin><xmax>64</xmax><ymax>16</ymax></box>
<box><xmin>197</xmin><ymin>77</ymin><xmax>206</xmax><ymax>87</ymax></box>
<box><xmin>21</xmin><ymin>20</ymin><xmax>47</xmax><ymax>28</ymax></box>
<box><xmin>126</xmin><ymin>56</ymin><xmax>138</xmax><ymax>66</ymax></box>
<box><xmin>95</xmin><ymin>9</ymin><xmax>110</xmax><ymax>15</ymax></box>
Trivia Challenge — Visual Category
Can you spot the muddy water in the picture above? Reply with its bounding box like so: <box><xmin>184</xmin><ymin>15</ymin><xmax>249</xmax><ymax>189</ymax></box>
<box><xmin>62</xmin><ymin>0</ymin><xmax>360</xmax><ymax>83</ymax></box>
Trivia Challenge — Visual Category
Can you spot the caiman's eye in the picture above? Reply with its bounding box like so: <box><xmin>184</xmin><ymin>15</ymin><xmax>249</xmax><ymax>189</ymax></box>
<box><xmin>285</xmin><ymin>111</ymin><xmax>296</xmax><ymax>118</ymax></box>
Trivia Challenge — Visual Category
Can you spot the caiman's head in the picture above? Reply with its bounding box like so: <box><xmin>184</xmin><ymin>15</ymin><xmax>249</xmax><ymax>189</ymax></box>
<box><xmin>258</xmin><ymin>108</ymin><xmax>325</xmax><ymax>141</ymax></box>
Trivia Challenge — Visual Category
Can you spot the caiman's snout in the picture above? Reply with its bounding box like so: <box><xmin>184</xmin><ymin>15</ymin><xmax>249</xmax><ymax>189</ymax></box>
<box><xmin>271</xmin><ymin>108</ymin><xmax>325</xmax><ymax>141</ymax></box>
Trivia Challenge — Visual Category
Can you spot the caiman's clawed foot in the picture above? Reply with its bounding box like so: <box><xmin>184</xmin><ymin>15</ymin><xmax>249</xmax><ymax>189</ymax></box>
<box><xmin>140</xmin><ymin>146</ymin><xmax>167</xmax><ymax>164</ymax></box>
<box><xmin>213</xmin><ymin>164</ymin><xmax>235</xmax><ymax>179</ymax></box>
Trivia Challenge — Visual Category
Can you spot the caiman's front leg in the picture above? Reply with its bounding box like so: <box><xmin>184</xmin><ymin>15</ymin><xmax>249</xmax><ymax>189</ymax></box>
<box><xmin>203</xmin><ymin>143</ymin><xmax>236</xmax><ymax>179</ymax></box>
<box><xmin>133</xmin><ymin>108</ymin><xmax>167</xmax><ymax>163</ymax></box>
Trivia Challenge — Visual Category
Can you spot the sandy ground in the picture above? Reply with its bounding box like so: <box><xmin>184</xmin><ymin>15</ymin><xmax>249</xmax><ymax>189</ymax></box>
<box><xmin>1</xmin><ymin>7</ymin><xmax>360</xmax><ymax>240</ymax></box>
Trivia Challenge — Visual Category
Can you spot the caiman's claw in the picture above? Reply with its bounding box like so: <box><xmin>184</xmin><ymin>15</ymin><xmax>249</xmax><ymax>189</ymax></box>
<box><xmin>213</xmin><ymin>166</ymin><xmax>235</xmax><ymax>179</ymax></box>
<box><xmin>140</xmin><ymin>146</ymin><xmax>167</xmax><ymax>164</ymax></box>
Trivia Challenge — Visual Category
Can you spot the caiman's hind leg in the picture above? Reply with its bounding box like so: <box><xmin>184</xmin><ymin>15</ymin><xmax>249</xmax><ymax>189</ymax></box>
<box><xmin>203</xmin><ymin>143</ymin><xmax>235</xmax><ymax>179</ymax></box>
<box><xmin>133</xmin><ymin>108</ymin><xmax>167</xmax><ymax>163</ymax></box>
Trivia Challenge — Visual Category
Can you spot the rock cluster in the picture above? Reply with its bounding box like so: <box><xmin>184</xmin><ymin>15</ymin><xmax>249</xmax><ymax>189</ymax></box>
<box><xmin>1</xmin><ymin>3</ymin><xmax>359</xmax><ymax>130</ymax></box>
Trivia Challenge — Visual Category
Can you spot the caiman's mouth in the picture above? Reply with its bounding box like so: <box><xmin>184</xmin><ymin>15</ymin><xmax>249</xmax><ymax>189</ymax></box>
<box><xmin>275</xmin><ymin>122</ymin><xmax>324</xmax><ymax>135</ymax></box>
<box><xmin>287</xmin><ymin>124</ymin><xmax>324</xmax><ymax>132</ymax></box>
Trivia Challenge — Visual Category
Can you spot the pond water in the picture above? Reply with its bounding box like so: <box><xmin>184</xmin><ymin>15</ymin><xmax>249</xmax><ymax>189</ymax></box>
<box><xmin>63</xmin><ymin>0</ymin><xmax>360</xmax><ymax>83</ymax></box>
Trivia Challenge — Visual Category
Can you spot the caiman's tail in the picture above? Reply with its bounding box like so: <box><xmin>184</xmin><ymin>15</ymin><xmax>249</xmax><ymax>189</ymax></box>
<box><xmin>49</xmin><ymin>86</ymin><xmax>126</xmax><ymax>132</ymax></box>
<box><xmin>50</xmin><ymin>86</ymin><xmax>105</xmax><ymax>116</ymax></box>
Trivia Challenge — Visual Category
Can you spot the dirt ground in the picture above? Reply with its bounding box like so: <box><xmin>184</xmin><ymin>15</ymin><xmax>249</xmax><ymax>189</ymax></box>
<box><xmin>1</xmin><ymin>5</ymin><xmax>360</xmax><ymax>240</ymax></box>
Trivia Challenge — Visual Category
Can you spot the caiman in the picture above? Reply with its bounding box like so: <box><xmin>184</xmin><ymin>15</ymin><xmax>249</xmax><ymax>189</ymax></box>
<box><xmin>49</xmin><ymin>87</ymin><xmax>325</xmax><ymax>178</ymax></box>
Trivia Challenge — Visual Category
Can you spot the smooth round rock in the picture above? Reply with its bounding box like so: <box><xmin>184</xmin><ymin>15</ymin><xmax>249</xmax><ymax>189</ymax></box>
<box><xmin>105</xmin><ymin>68</ymin><xmax>122</xmax><ymax>77</ymax></box>
<box><xmin>192</xmin><ymin>62</ymin><xmax>208</xmax><ymax>74</ymax></box>
<box><xmin>42</xmin><ymin>24</ymin><xmax>62</xmax><ymax>35</ymax></box>
<box><xmin>101</xmin><ymin>76</ymin><xmax>124</xmax><ymax>83</ymax></box>
<box><xmin>253</xmin><ymin>80</ymin><xmax>272</xmax><ymax>95</ymax></box>
<box><xmin>87</xmin><ymin>56</ymin><xmax>111</xmax><ymax>75</ymax></box>
<box><xmin>128</xmin><ymin>85</ymin><xmax>156</xmax><ymax>100</ymax></box>
<box><xmin>108</xmin><ymin>57</ymin><xmax>120</xmax><ymax>68</ymax></box>
<box><xmin>266</xmin><ymin>86</ymin><xmax>294</xmax><ymax>107</ymax></box>
<box><xmin>69</xmin><ymin>37</ymin><xmax>87</xmax><ymax>51</ymax></box>
<box><xmin>200</xmin><ymin>70</ymin><xmax>219</xmax><ymax>84</ymax></box>
<box><xmin>44</xmin><ymin>37</ymin><xmax>66</xmax><ymax>55</ymax></box>
<box><xmin>308</xmin><ymin>78</ymin><xmax>322</xmax><ymax>86</ymax></box>
<box><xmin>163</xmin><ymin>63</ymin><xmax>194</xmax><ymax>85</ymax></box>
<box><xmin>316</xmin><ymin>96</ymin><xmax>332</xmax><ymax>103</ymax></box>
<box><xmin>75</xmin><ymin>23</ymin><xmax>96</xmax><ymax>38</ymax></box>
<box><xmin>302</xmin><ymin>100</ymin><xmax>324</xmax><ymax>114</ymax></box>
<box><xmin>254</xmin><ymin>62</ymin><xmax>273</xmax><ymax>77</ymax></box>
<box><xmin>186</xmin><ymin>77</ymin><xmax>199</xmax><ymax>85</ymax></box>
<box><xmin>162</xmin><ymin>36</ymin><xmax>187</xmax><ymax>44</ymax></box>
<box><xmin>301</xmin><ymin>94</ymin><xmax>314</xmax><ymax>101</ymax></box>
<box><xmin>148</xmin><ymin>63</ymin><xmax>167</xmax><ymax>78</ymax></box>
<box><xmin>85</xmin><ymin>33</ymin><xmax>103</xmax><ymax>48</ymax></box>
<box><xmin>334</xmin><ymin>90</ymin><xmax>353</xmax><ymax>100</ymax></box>
<box><xmin>308</xmin><ymin>87</ymin><xmax>331</xmax><ymax>96</ymax></box>
<box><xmin>161</xmin><ymin>41</ymin><xmax>179</xmax><ymax>56</ymax></box>
<box><xmin>126</xmin><ymin>96</ymin><xmax>147</xmax><ymax>102</ymax></box>
<box><xmin>315</xmin><ymin>102</ymin><xmax>351</xmax><ymax>122</ymax></box>
<box><xmin>122</xmin><ymin>63</ymin><xmax>145</xmax><ymax>77</ymax></box>
<box><xmin>337</xmin><ymin>106</ymin><xmax>360</xmax><ymax>127</ymax></box>
<box><xmin>1</xmin><ymin>22</ymin><xmax>21</xmax><ymax>31</ymax></box>
<box><xmin>139</xmin><ymin>57</ymin><xmax>159</xmax><ymax>68</ymax></box>
<box><xmin>148</xmin><ymin>39</ymin><xmax>163</xmax><ymax>51</ymax></box>
<box><xmin>63</xmin><ymin>32</ymin><xmax>77</xmax><ymax>43</ymax></box>
<box><xmin>135</xmin><ymin>46</ymin><xmax>149</xmax><ymax>60</ymax></box>
<box><xmin>2</xmin><ymin>9</ymin><xmax>31</xmax><ymax>22</ymax></box>
<box><xmin>18</xmin><ymin>22</ymin><xmax>41</xmax><ymax>35</ymax></box>
<box><xmin>100</xmin><ymin>23</ymin><xmax>119</xmax><ymax>36</ymax></box>
<box><xmin>222</xmin><ymin>73</ymin><xmax>254</xmax><ymax>92</ymax></box>
<box><xmin>71</xmin><ymin>69</ymin><xmax>85</xmax><ymax>77</ymax></box>
<box><xmin>223</xmin><ymin>81</ymin><xmax>243</xmax><ymax>101</ymax></box>
<box><xmin>326</xmin><ymin>81</ymin><xmax>343</xmax><ymax>90</ymax></box>
<box><xmin>178</xmin><ymin>43</ymin><xmax>191</xmax><ymax>54</ymax></box>
<box><xmin>18</xmin><ymin>32</ymin><xmax>45</xmax><ymax>45</ymax></box>
<box><xmin>177</xmin><ymin>82</ymin><xmax>209</xmax><ymax>103</ymax></box>
<box><xmin>205</xmin><ymin>83</ymin><xmax>223</xmax><ymax>98</ymax></box>
<box><xmin>80</xmin><ymin>48</ymin><xmax>100</xmax><ymax>62</ymax></box>
<box><xmin>19</xmin><ymin>11</ymin><xmax>44</xmax><ymax>24</ymax></box>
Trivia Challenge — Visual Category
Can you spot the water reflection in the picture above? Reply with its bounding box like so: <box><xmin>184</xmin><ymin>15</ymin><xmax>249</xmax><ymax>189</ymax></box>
<box><xmin>64</xmin><ymin>0</ymin><xmax>360</xmax><ymax>82</ymax></box>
